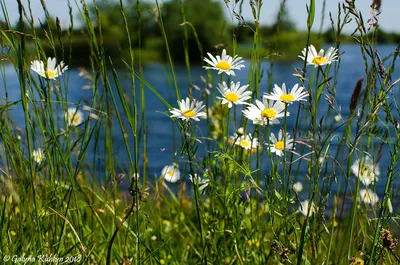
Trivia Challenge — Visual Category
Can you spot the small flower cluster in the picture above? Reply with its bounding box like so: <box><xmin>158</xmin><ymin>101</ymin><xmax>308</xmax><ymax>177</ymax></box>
<box><xmin>205</xmin><ymin>50</ymin><xmax>250</xmax><ymax>110</ymax></box>
<box><xmin>204</xmin><ymin>50</ymin><xmax>309</xmax><ymax>156</ymax></box>
<box><xmin>169</xmin><ymin>49</ymin><xmax>248</xmax><ymax>122</ymax></box>
<box><xmin>351</xmin><ymin>155</ymin><xmax>380</xmax><ymax>206</ymax></box>
<box><xmin>261</xmin><ymin>83</ymin><xmax>308</xmax><ymax>156</ymax></box>
<box><xmin>30</xmin><ymin>57</ymin><xmax>87</xmax><ymax>166</ymax></box>
<box><xmin>160</xmin><ymin>163</ymin><xmax>209</xmax><ymax>190</ymax></box>
<box><xmin>165</xmin><ymin>46</ymin><xmax>338</xmax><ymax>187</ymax></box>
<box><xmin>295</xmin><ymin>45</ymin><xmax>338</xmax><ymax>216</ymax></box>
<box><xmin>30</xmin><ymin>57</ymin><xmax>84</xmax><ymax>126</ymax></box>
<box><xmin>205</xmin><ymin>50</ymin><xmax>258</xmax><ymax>150</ymax></box>
<box><xmin>242</xmin><ymin>83</ymin><xmax>308</xmax><ymax>156</ymax></box>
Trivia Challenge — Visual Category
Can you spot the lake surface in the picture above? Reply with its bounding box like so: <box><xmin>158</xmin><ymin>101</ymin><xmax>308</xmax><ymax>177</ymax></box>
<box><xmin>1</xmin><ymin>44</ymin><xmax>399</xmax><ymax>201</ymax></box>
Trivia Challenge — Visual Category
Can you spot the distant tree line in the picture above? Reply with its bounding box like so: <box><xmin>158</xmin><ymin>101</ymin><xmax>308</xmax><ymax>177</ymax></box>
<box><xmin>8</xmin><ymin>0</ymin><xmax>400</xmax><ymax>65</ymax></box>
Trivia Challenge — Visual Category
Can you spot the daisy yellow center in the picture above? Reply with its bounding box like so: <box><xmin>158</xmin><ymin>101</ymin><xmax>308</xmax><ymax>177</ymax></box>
<box><xmin>363</xmin><ymin>193</ymin><xmax>372</xmax><ymax>200</ymax></box>
<box><xmin>361</xmin><ymin>165</ymin><xmax>370</xmax><ymax>176</ymax></box>
<box><xmin>240</xmin><ymin>140</ymin><xmax>249</xmax><ymax>148</ymax></box>
<box><xmin>225</xmin><ymin>92</ymin><xmax>239</xmax><ymax>103</ymax></box>
<box><xmin>45</xmin><ymin>70</ymin><xmax>57</xmax><ymax>78</ymax></box>
<box><xmin>311</xmin><ymin>56</ymin><xmax>328</xmax><ymax>65</ymax></box>
<box><xmin>275</xmin><ymin>141</ymin><xmax>285</xmax><ymax>150</ymax></box>
<box><xmin>183</xmin><ymin>110</ymin><xmax>196</xmax><ymax>118</ymax></box>
<box><xmin>261</xmin><ymin>108</ymin><xmax>276</xmax><ymax>118</ymax></box>
<box><xmin>350</xmin><ymin>258</ymin><xmax>364</xmax><ymax>265</ymax></box>
<box><xmin>215</xmin><ymin>61</ymin><xmax>231</xmax><ymax>70</ymax></box>
<box><xmin>34</xmin><ymin>152</ymin><xmax>44</xmax><ymax>162</ymax></box>
<box><xmin>167</xmin><ymin>171</ymin><xmax>174</xmax><ymax>177</ymax></box>
<box><xmin>280</xmin><ymin>94</ymin><xmax>295</xmax><ymax>102</ymax></box>
<box><xmin>71</xmin><ymin>115</ymin><xmax>79</xmax><ymax>124</ymax></box>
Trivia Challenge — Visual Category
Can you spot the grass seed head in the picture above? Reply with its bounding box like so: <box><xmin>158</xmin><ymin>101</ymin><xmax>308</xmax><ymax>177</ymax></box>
<box><xmin>349</xmin><ymin>77</ymin><xmax>364</xmax><ymax>116</ymax></box>
<box><xmin>381</xmin><ymin>229</ymin><xmax>398</xmax><ymax>250</ymax></box>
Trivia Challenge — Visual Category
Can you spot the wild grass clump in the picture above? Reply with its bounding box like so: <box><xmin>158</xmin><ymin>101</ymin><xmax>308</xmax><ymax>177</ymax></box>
<box><xmin>0</xmin><ymin>0</ymin><xmax>399</xmax><ymax>264</ymax></box>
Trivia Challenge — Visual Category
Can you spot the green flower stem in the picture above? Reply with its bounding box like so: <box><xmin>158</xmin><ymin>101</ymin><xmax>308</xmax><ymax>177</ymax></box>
<box><xmin>184</xmin><ymin>124</ymin><xmax>206</xmax><ymax>265</ymax></box>
<box><xmin>367</xmin><ymin>124</ymin><xmax>400</xmax><ymax>264</ymax></box>
<box><xmin>266</xmin><ymin>122</ymin><xmax>275</xmax><ymax>195</ymax></box>
<box><xmin>283</xmin><ymin>103</ymin><xmax>289</xmax><ymax>199</ymax></box>
<box><xmin>347</xmin><ymin>174</ymin><xmax>360</xmax><ymax>259</ymax></box>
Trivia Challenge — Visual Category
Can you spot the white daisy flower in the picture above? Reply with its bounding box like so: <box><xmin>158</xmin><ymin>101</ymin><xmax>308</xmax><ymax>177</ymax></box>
<box><xmin>293</xmin><ymin>181</ymin><xmax>303</xmax><ymax>193</ymax></box>
<box><xmin>235</xmin><ymin>134</ymin><xmax>258</xmax><ymax>150</ymax></box>
<box><xmin>169</xmin><ymin>97</ymin><xmax>206</xmax><ymax>122</ymax></box>
<box><xmin>236</xmin><ymin>127</ymin><xmax>245</xmax><ymax>135</ymax></box>
<box><xmin>351</xmin><ymin>156</ymin><xmax>380</xmax><ymax>186</ymax></box>
<box><xmin>264</xmin><ymin>83</ymin><xmax>309</xmax><ymax>104</ymax></box>
<box><xmin>266</xmin><ymin>129</ymin><xmax>294</xmax><ymax>157</ymax></box>
<box><xmin>65</xmin><ymin>108</ymin><xmax>84</xmax><ymax>127</ymax></box>
<box><xmin>243</xmin><ymin>97</ymin><xmax>287</xmax><ymax>126</ymax></box>
<box><xmin>132</xmin><ymin>173</ymin><xmax>140</xmax><ymax>181</ymax></box>
<box><xmin>299</xmin><ymin>200</ymin><xmax>317</xmax><ymax>216</ymax></box>
<box><xmin>299</xmin><ymin>45</ymin><xmax>338</xmax><ymax>67</ymax></box>
<box><xmin>30</xmin><ymin>57</ymin><xmax>68</xmax><ymax>80</ymax></box>
<box><xmin>359</xmin><ymin>189</ymin><xmax>379</xmax><ymax>206</ymax></box>
<box><xmin>32</xmin><ymin>148</ymin><xmax>45</xmax><ymax>164</ymax></box>
<box><xmin>217</xmin><ymin>81</ymin><xmax>252</xmax><ymax>108</ymax></box>
<box><xmin>203</xmin><ymin>49</ymin><xmax>245</xmax><ymax>76</ymax></box>
<box><xmin>334</xmin><ymin>114</ymin><xmax>342</xmax><ymax>123</ymax></box>
<box><xmin>161</xmin><ymin>164</ymin><xmax>181</xmax><ymax>183</ymax></box>
<box><xmin>189</xmin><ymin>174</ymin><xmax>210</xmax><ymax>192</ymax></box>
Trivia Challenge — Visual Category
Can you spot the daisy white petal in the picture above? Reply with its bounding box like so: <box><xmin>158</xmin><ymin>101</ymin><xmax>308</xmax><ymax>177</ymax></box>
<box><xmin>32</xmin><ymin>148</ymin><xmax>45</xmax><ymax>164</ymax></box>
<box><xmin>359</xmin><ymin>189</ymin><xmax>379</xmax><ymax>206</ymax></box>
<box><xmin>266</xmin><ymin>129</ymin><xmax>294</xmax><ymax>157</ymax></box>
<box><xmin>243</xmin><ymin>97</ymin><xmax>287</xmax><ymax>126</ymax></box>
<box><xmin>65</xmin><ymin>107</ymin><xmax>84</xmax><ymax>127</ymax></box>
<box><xmin>235</xmin><ymin>134</ymin><xmax>258</xmax><ymax>150</ymax></box>
<box><xmin>351</xmin><ymin>156</ymin><xmax>380</xmax><ymax>186</ymax></box>
<box><xmin>299</xmin><ymin>44</ymin><xmax>338</xmax><ymax>67</ymax></box>
<box><xmin>189</xmin><ymin>174</ymin><xmax>210</xmax><ymax>192</ymax></box>
<box><xmin>334</xmin><ymin>114</ymin><xmax>342</xmax><ymax>123</ymax></box>
<box><xmin>264</xmin><ymin>83</ymin><xmax>309</xmax><ymax>104</ymax></box>
<box><xmin>299</xmin><ymin>200</ymin><xmax>317</xmax><ymax>216</ymax></box>
<box><xmin>293</xmin><ymin>181</ymin><xmax>303</xmax><ymax>193</ymax></box>
<box><xmin>30</xmin><ymin>57</ymin><xmax>68</xmax><ymax>80</ymax></box>
<box><xmin>217</xmin><ymin>81</ymin><xmax>252</xmax><ymax>108</ymax></box>
<box><xmin>203</xmin><ymin>49</ymin><xmax>245</xmax><ymax>76</ymax></box>
<box><xmin>169</xmin><ymin>97</ymin><xmax>206</xmax><ymax>122</ymax></box>
<box><xmin>161</xmin><ymin>164</ymin><xmax>181</xmax><ymax>183</ymax></box>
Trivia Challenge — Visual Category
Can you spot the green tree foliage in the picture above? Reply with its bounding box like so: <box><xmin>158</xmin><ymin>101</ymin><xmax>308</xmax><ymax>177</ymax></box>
<box><xmin>84</xmin><ymin>0</ymin><xmax>228</xmax><ymax>62</ymax></box>
<box><xmin>375</xmin><ymin>28</ymin><xmax>400</xmax><ymax>43</ymax></box>
<box><xmin>160</xmin><ymin>0</ymin><xmax>228</xmax><ymax>62</ymax></box>
<box><xmin>271</xmin><ymin>5</ymin><xmax>295</xmax><ymax>34</ymax></box>
<box><xmin>89</xmin><ymin>0</ymin><xmax>157</xmax><ymax>49</ymax></box>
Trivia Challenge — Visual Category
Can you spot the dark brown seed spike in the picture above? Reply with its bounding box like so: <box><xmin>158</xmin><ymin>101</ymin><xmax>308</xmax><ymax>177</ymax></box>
<box><xmin>373</xmin><ymin>0</ymin><xmax>382</xmax><ymax>10</ymax></box>
<box><xmin>349</xmin><ymin>77</ymin><xmax>364</xmax><ymax>116</ymax></box>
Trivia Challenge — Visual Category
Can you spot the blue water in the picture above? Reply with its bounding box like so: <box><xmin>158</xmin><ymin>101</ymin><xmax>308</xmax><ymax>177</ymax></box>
<box><xmin>1</xmin><ymin>44</ymin><xmax>399</xmax><ymax>201</ymax></box>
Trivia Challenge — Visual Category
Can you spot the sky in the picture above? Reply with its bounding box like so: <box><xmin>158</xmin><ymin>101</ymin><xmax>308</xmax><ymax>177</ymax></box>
<box><xmin>2</xmin><ymin>0</ymin><xmax>400</xmax><ymax>33</ymax></box>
